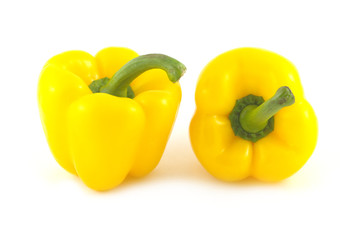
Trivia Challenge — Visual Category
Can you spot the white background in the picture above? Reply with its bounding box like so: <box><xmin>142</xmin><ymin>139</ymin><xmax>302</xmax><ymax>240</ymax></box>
<box><xmin>1</xmin><ymin>0</ymin><xmax>349</xmax><ymax>239</ymax></box>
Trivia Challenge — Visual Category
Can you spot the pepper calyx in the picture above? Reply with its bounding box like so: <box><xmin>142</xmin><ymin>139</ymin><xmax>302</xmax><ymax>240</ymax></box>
<box><xmin>89</xmin><ymin>77</ymin><xmax>135</xmax><ymax>99</ymax></box>
<box><xmin>229</xmin><ymin>94</ymin><xmax>274</xmax><ymax>143</ymax></box>
<box><xmin>88</xmin><ymin>54</ymin><xmax>186</xmax><ymax>98</ymax></box>
<box><xmin>229</xmin><ymin>86</ymin><xmax>295</xmax><ymax>142</ymax></box>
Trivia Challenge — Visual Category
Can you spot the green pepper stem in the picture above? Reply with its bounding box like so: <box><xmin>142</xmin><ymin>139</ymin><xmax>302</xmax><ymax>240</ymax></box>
<box><xmin>100</xmin><ymin>54</ymin><xmax>186</xmax><ymax>97</ymax></box>
<box><xmin>239</xmin><ymin>86</ymin><xmax>295</xmax><ymax>133</ymax></box>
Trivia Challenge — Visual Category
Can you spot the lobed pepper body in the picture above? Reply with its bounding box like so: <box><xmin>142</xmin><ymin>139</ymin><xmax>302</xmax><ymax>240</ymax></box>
<box><xmin>38</xmin><ymin>47</ymin><xmax>182</xmax><ymax>190</ymax></box>
<box><xmin>190</xmin><ymin>48</ymin><xmax>318</xmax><ymax>182</ymax></box>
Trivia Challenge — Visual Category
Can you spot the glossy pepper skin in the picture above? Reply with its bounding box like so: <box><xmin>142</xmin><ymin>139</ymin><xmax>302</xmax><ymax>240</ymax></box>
<box><xmin>38</xmin><ymin>47</ymin><xmax>184</xmax><ymax>191</ymax></box>
<box><xmin>190</xmin><ymin>48</ymin><xmax>317</xmax><ymax>182</ymax></box>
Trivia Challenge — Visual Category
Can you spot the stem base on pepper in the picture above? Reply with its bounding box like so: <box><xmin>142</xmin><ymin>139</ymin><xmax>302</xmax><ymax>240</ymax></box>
<box><xmin>229</xmin><ymin>94</ymin><xmax>274</xmax><ymax>142</ymax></box>
<box><xmin>94</xmin><ymin>54</ymin><xmax>186</xmax><ymax>98</ymax></box>
<box><xmin>229</xmin><ymin>86</ymin><xmax>294</xmax><ymax>142</ymax></box>
<box><xmin>89</xmin><ymin>77</ymin><xmax>135</xmax><ymax>98</ymax></box>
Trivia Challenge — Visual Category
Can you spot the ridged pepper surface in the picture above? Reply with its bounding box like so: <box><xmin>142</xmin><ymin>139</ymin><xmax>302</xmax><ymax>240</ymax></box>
<box><xmin>38</xmin><ymin>47</ymin><xmax>185</xmax><ymax>190</ymax></box>
<box><xmin>190</xmin><ymin>48</ymin><xmax>317</xmax><ymax>181</ymax></box>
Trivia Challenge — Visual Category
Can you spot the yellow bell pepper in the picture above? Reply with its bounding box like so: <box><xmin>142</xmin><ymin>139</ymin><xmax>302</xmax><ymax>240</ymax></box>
<box><xmin>190</xmin><ymin>48</ymin><xmax>317</xmax><ymax>182</ymax></box>
<box><xmin>38</xmin><ymin>47</ymin><xmax>186</xmax><ymax>191</ymax></box>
